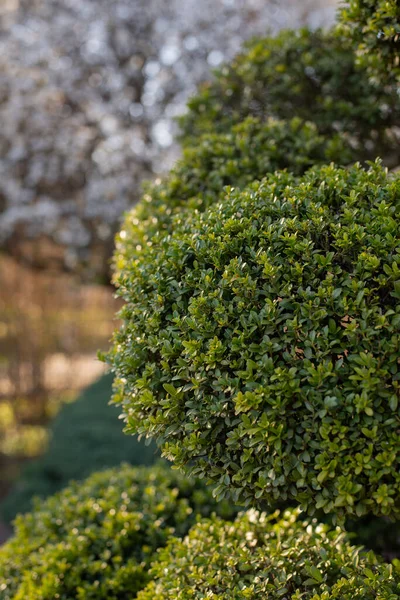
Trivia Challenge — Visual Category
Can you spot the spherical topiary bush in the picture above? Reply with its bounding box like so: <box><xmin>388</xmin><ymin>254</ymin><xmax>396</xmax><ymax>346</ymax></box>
<box><xmin>108</xmin><ymin>161</ymin><xmax>400</xmax><ymax>521</ymax></box>
<box><xmin>115</xmin><ymin>116</ymin><xmax>351</xmax><ymax>271</ymax></box>
<box><xmin>179</xmin><ymin>28</ymin><xmax>399</xmax><ymax>163</ymax></box>
<box><xmin>0</xmin><ymin>464</ymin><xmax>237</xmax><ymax>600</ymax></box>
<box><xmin>137</xmin><ymin>509</ymin><xmax>400</xmax><ymax>599</ymax></box>
<box><xmin>340</xmin><ymin>0</ymin><xmax>400</xmax><ymax>85</ymax></box>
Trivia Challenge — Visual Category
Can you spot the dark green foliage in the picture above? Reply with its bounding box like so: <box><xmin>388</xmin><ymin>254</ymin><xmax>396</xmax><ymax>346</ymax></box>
<box><xmin>116</xmin><ymin>117</ymin><xmax>351</xmax><ymax>268</ymax></box>
<box><xmin>138</xmin><ymin>509</ymin><xmax>400</xmax><ymax>599</ymax></box>
<box><xmin>0</xmin><ymin>374</ymin><xmax>159</xmax><ymax>523</ymax></box>
<box><xmin>179</xmin><ymin>28</ymin><xmax>399</xmax><ymax>162</ymax></box>
<box><xmin>340</xmin><ymin>0</ymin><xmax>400</xmax><ymax>84</ymax></box>
<box><xmin>0</xmin><ymin>464</ymin><xmax>237</xmax><ymax>600</ymax></box>
<box><xmin>108</xmin><ymin>161</ymin><xmax>400</xmax><ymax>521</ymax></box>
<box><xmin>347</xmin><ymin>515</ymin><xmax>400</xmax><ymax>561</ymax></box>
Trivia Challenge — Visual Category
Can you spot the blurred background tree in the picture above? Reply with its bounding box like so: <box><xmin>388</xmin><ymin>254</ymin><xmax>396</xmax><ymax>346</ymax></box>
<box><xmin>0</xmin><ymin>0</ymin><xmax>337</xmax><ymax>278</ymax></box>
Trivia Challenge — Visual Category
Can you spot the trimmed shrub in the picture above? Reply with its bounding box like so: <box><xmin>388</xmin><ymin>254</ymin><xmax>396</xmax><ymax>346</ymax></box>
<box><xmin>116</xmin><ymin>117</ymin><xmax>351</xmax><ymax>269</ymax></box>
<box><xmin>138</xmin><ymin>509</ymin><xmax>400</xmax><ymax>599</ymax></box>
<box><xmin>340</xmin><ymin>0</ymin><xmax>400</xmax><ymax>84</ymax></box>
<box><xmin>0</xmin><ymin>464</ymin><xmax>237</xmax><ymax>600</ymax></box>
<box><xmin>179</xmin><ymin>29</ymin><xmax>399</xmax><ymax>157</ymax></box>
<box><xmin>0</xmin><ymin>374</ymin><xmax>159</xmax><ymax>523</ymax></box>
<box><xmin>108</xmin><ymin>161</ymin><xmax>400</xmax><ymax>521</ymax></box>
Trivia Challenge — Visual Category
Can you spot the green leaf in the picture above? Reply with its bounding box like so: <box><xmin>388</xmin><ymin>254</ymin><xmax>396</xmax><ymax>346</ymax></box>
<box><xmin>163</xmin><ymin>383</ymin><xmax>179</xmax><ymax>397</ymax></box>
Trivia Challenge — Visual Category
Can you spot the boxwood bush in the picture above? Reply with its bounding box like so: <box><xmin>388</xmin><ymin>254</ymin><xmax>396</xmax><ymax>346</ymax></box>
<box><xmin>0</xmin><ymin>464</ymin><xmax>237</xmax><ymax>600</ymax></box>
<box><xmin>340</xmin><ymin>0</ymin><xmax>400</xmax><ymax>84</ymax></box>
<box><xmin>0</xmin><ymin>374</ymin><xmax>159</xmax><ymax>523</ymax></box>
<box><xmin>108</xmin><ymin>161</ymin><xmax>400</xmax><ymax>521</ymax></box>
<box><xmin>179</xmin><ymin>28</ymin><xmax>399</xmax><ymax>162</ymax></box>
<box><xmin>116</xmin><ymin>117</ymin><xmax>351</xmax><ymax>269</ymax></box>
<box><xmin>138</xmin><ymin>509</ymin><xmax>400</xmax><ymax>599</ymax></box>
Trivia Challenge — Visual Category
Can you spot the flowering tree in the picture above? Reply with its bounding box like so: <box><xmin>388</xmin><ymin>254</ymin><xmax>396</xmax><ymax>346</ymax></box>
<box><xmin>0</xmin><ymin>0</ymin><xmax>337</xmax><ymax>277</ymax></box>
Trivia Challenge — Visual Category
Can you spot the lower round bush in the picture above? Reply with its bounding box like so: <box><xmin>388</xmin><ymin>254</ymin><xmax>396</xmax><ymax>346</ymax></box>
<box><xmin>0</xmin><ymin>464</ymin><xmax>237</xmax><ymax>600</ymax></box>
<box><xmin>138</xmin><ymin>508</ymin><xmax>400</xmax><ymax>599</ymax></box>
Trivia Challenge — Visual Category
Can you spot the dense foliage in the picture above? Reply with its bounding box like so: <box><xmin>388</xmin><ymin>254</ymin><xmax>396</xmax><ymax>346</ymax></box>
<box><xmin>138</xmin><ymin>509</ymin><xmax>400</xmax><ymax>599</ymax></box>
<box><xmin>179</xmin><ymin>28</ymin><xmax>399</xmax><ymax>163</ymax></box>
<box><xmin>109</xmin><ymin>161</ymin><xmax>400</xmax><ymax>520</ymax></box>
<box><xmin>116</xmin><ymin>116</ymin><xmax>351</xmax><ymax>269</ymax></box>
<box><xmin>340</xmin><ymin>0</ymin><xmax>400</xmax><ymax>84</ymax></box>
<box><xmin>0</xmin><ymin>464</ymin><xmax>237</xmax><ymax>599</ymax></box>
<box><xmin>0</xmin><ymin>374</ymin><xmax>159</xmax><ymax>523</ymax></box>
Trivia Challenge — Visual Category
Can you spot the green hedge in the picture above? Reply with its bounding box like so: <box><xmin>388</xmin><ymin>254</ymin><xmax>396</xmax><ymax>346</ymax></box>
<box><xmin>108</xmin><ymin>161</ymin><xmax>400</xmax><ymax>521</ymax></box>
<box><xmin>138</xmin><ymin>509</ymin><xmax>400</xmax><ymax>599</ymax></box>
<box><xmin>116</xmin><ymin>117</ymin><xmax>351</xmax><ymax>271</ymax></box>
<box><xmin>179</xmin><ymin>28</ymin><xmax>399</xmax><ymax>161</ymax></box>
<box><xmin>0</xmin><ymin>464</ymin><xmax>237</xmax><ymax>600</ymax></box>
<box><xmin>0</xmin><ymin>374</ymin><xmax>159</xmax><ymax>523</ymax></box>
